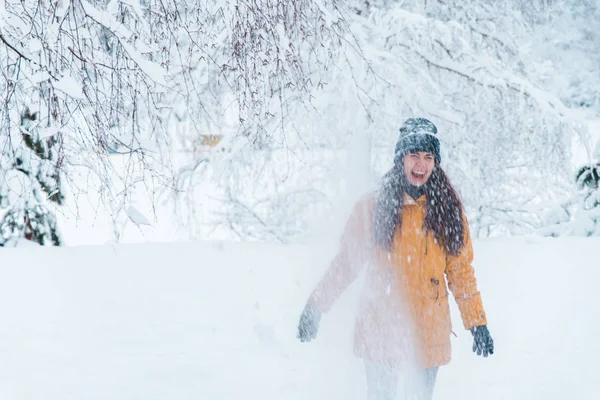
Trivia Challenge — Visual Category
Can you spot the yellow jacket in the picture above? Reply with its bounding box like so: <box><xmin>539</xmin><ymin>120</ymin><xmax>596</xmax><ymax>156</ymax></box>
<box><xmin>308</xmin><ymin>192</ymin><xmax>487</xmax><ymax>368</ymax></box>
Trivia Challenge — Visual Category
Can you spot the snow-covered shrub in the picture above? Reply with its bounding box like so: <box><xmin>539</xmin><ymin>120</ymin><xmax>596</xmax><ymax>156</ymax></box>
<box><xmin>540</xmin><ymin>152</ymin><xmax>600</xmax><ymax>237</ymax></box>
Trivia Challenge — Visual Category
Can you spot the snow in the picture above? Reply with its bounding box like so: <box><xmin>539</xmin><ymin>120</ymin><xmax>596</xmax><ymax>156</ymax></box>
<box><xmin>571</xmin><ymin>119</ymin><xmax>600</xmax><ymax>168</ymax></box>
<box><xmin>38</xmin><ymin>125</ymin><xmax>59</xmax><ymax>139</ymax></box>
<box><xmin>53</xmin><ymin>75</ymin><xmax>85</xmax><ymax>100</ymax></box>
<box><xmin>28</xmin><ymin>38</ymin><xmax>43</xmax><ymax>53</ymax></box>
<box><xmin>30</xmin><ymin>71</ymin><xmax>51</xmax><ymax>85</ymax></box>
<box><xmin>80</xmin><ymin>1</ymin><xmax>165</xmax><ymax>85</ymax></box>
<box><xmin>312</xmin><ymin>0</ymin><xmax>337</xmax><ymax>25</ymax></box>
<box><xmin>54</xmin><ymin>0</ymin><xmax>69</xmax><ymax>19</ymax></box>
<box><xmin>276</xmin><ymin>23</ymin><xmax>290</xmax><ymax>51</ymax></box>
<box><xmin>2</xmin><ymin>1</ymin><xmax>600</xmax><ymax>397</ymax></box>
<box><xmin>126</xmin><ymin>205</ymin><xmax>152</xmax><ymax>226</ymax></box>
<box><xmin>81</xmin><ymin>1</ymin><xmax>136</xmax><ymax>40</ymax></box>
<box><xmin>0</xmin><ymin>236</ymin><xmax>597</xmax><ymax>399</ymax></box>
<box><xmin>119</xmin><ymin>0</ymin><xmax>145</xmax><ymax>21</ymax></box>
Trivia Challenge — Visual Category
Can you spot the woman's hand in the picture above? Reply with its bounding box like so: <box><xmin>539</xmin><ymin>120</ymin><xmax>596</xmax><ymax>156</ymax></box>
<box><xmin>297</xmin><ymin>303</ymin><xmax>322</xmax><ymax>342</ymax></box>
<box><xmin>471</xmin><ymin>325</ymin><xmax>494</xmax><ymax>357</ymax></box>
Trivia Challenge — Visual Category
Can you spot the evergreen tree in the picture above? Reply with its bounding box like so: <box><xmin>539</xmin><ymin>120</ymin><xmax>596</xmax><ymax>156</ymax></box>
<box><xmin>572</xmin><ymin>160</ymin><xmax>600</xmax><ymax>236</ymax></box>
<box><xmin>0</xmin><ymin>107</ymin><xmax>64</xmax><ymax>246</ymax></box>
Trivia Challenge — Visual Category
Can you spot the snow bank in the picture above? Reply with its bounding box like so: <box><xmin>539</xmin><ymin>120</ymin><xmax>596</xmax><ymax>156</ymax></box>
<box><xmin>0</xmin><ymin>236</ymin><xmax>597</xmax><ymax>399</ymax></box>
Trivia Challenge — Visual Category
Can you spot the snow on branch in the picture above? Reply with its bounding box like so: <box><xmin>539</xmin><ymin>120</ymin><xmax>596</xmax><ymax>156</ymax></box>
<box><xmin>80</xmin><ymin>0</ymin><xmax>167</xmax><ymax>86</ymax></box>
<box><xmin>376</xmin><ymin>8</ymin><xmax>592</xmax><ymax>123</ymax></box>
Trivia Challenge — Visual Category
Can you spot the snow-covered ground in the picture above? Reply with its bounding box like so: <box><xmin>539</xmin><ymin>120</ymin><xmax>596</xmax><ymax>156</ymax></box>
<box><xmin>0</xmin><ymin>236</ymin><xmax>597</xmax><ymax>399</ymax></box>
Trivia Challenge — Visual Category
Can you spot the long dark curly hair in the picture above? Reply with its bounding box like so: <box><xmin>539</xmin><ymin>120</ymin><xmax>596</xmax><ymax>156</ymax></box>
<box><xmin>372</xmin><ymin>163</ymin><xmax>466</xmax><ymax>255</ymax></box>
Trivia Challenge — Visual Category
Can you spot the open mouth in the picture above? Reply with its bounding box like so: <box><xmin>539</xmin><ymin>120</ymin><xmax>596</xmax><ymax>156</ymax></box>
<box><xmin>410</xmin><ymin>171</ymin><xmax>427</xmax><ymax>185</ymax></box>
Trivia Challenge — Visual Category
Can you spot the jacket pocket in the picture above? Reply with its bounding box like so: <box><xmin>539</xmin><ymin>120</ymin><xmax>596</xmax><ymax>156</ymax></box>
<box><xmin>427</xmin><ymin>277</ymin><xmax>449</xmax><ymax>300</ymax></box>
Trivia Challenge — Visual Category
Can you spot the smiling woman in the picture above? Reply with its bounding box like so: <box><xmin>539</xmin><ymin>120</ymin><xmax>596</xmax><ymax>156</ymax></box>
<box><xmin>297</xmin><ymin>118</ymin><xmax>493</xmax><ymax>400</ymax></box>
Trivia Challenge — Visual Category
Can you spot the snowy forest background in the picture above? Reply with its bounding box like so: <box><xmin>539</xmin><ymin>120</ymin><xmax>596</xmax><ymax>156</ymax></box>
<box><xmin>1</xmin><ymin>0</ymin><xmax>600</xmax><ymax>247</ymax></box>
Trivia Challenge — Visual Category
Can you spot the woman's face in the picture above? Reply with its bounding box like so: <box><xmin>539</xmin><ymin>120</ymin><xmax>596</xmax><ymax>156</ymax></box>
<box><xmin>403</xmin><ymin>152</ymin><xmax>435</xmax><ymax>186</ymax></box>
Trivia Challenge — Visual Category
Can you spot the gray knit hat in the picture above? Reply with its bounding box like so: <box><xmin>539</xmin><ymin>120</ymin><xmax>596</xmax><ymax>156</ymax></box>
<box><xmin>394</xmin><ymin>118</ymin><xmax>441</xmax><ymax>165</ymax></box>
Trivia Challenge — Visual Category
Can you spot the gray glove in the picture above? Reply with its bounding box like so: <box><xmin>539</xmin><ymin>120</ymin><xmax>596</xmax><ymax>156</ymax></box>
<box><xmin>297</xmin><ymin>303</ymin><xmax>321</xmax><ymax>342</ymax></box>
<box><xmin>471</xmin><ymin>325</ymin><xmax>494</xmax><ymax>357</ymax></box>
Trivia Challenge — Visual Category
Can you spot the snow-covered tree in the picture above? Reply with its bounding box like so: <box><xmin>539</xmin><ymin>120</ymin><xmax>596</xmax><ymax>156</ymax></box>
<box><xmin>0</xmin><ymin>107</ymin><xmax>64</xmax><ymax>246</ymax></box>
<box><xmin>0</xmin><ymin>0</ymin><xmax>349</xmax><ymax>242</ymax></box>
<box><xmin>527</xmin><ymin>0</ymin><xmax>600</xmax><ymax>114</ymax></box>
<box><xmin>2</xmin><ymin>0</ymin><xmax>597</xmax><ymax>243</ymax></box>
<box><xmin>177</xmin><ymin>0</ymin><xmax>589</xmax><ymax>241</ymax></box>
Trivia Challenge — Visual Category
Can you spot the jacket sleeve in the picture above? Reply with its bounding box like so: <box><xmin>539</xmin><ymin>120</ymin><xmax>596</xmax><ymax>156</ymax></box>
<box><xmin>445</xmin><ymin>218</ymin><xmax>488</xmax><ymax>330</ymax></box>
<box><xmin>307</xmin><ymin>195</ymin><xmax>373</xmax><ymax>313</ymax></box>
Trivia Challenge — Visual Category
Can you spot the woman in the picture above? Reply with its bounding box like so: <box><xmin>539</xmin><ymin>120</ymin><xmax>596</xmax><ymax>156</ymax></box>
<box><xmin>297</xmin><ymin>118</ymin><xmax>494</xmax><ymax>400</ymax></box>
